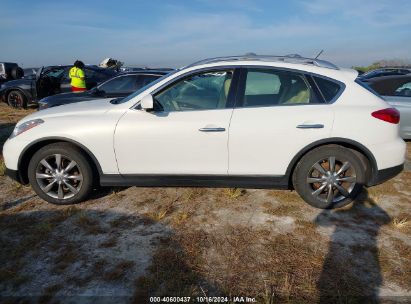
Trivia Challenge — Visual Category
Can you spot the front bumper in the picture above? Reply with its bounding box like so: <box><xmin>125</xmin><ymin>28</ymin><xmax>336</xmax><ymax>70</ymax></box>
<box><xmin>5</xmin><ymin>168</ymin><xmax>24</xmax><ymax>184</ymax></box>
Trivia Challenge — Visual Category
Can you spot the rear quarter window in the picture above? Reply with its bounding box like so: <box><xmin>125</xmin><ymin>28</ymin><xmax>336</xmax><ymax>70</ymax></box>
<box><xmin>313</xmin><ymin>76</ymin><xmax>341</xmax><ymax>102</ymax></box>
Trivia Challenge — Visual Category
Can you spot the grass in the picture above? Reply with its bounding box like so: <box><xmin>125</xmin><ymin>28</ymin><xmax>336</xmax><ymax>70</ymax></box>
<box><xmin>144</xmin><ymin>200</ymin><xmax>176</xmax><ymax>221</ymax></box>
<box><xmin>0</xmin><ymin>214</ymin><xmax>57</xmax><ymax>288</ymax></box>
<box><xmin>224</xmin><ymin>188</ymin><xmax>245</xmax><ymax>199</ymax></box>
<box><xmin>183</xmin><ymin>188</ymin><xmax>206</xmax><ymax>202</ymax></box>
<box><xmin>295</xmin><ymin>218</ymin><xmax>318</xmax><ymax>233</ymax></box>
<box><xmin>39</xmin><ymin>283</ymin><xmax>64</xmax><ymax>303</ymax></box>
<box><xmin>0</xmin><ymin>103</ymin><xmax>35</xmax><ymax>124</ymax></box>
<box><xmin>172</xmin><ymin>211</ymin><xmax>190</xmax><ymax>225</ymax></box>
<box><xmin>380</xmin><ymin>238</ymin><xmax>411</xmax><ymax>290</ymax></box>
<box><xmin>267</xmin><ymin>190</ymin><xmax>302</xmax><ymax>204</ymax></box>
<box><xmin>99</xmin><ymin>236</ymin><xmax>118</xmax><ymax>248</ymax></box>
<box><xmin>109</xmin><ymin>215</ymin><xmax>143</xmax><ymax>229</ymax></box>
<box><xmin>0</xmin><ymin>157</ymin><xmax>5</xmax><ymax>176</ymax></box>
<box><xmin>103</xmin><ymin>260</ymin><xmax>135</xmax><ymax>281</ymax></box>
<box><xmin>132</xmin><ymin>225</ymin><xmax>328</xmax><ymax>302</ymax></box>
<box><xmin>391</xmin><ymin>217</ymin><xmax>409</xmax><ymax>229</ymax></box>
<box><xmin>75</xmin><ymin>212</ymin><xmax>105</xmax><ymax>234</ymax></box>
<box><xmin>133</xmin><ymin>236</ymin><xmax>202</xmax><ymax>302</ymax></box>
<box><xmin>367</xmin><ymin>179</ymin><xmax>398</xmax><ymax>202</ymax></box>
<box><xmin>263</xmin><ymin>201</ymin><xmax>301</xmax><ymax>217</ymax></box>
<box><xmin>52</xmin><ymin>242</ymin><xmax>78</xmax><ymax>274</ymax></box>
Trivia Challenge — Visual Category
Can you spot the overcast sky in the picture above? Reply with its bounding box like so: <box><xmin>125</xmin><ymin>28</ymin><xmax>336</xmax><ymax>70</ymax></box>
<box><xmin>1</xmin><ymin>0</ymin><xmax>410</xmax><ymax>68</ymax></box>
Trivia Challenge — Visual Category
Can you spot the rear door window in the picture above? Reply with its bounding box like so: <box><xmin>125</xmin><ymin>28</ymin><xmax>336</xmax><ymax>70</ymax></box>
<box><xmin>240</xmin><ymin>69</ymin><xmax>320</xmax><ymax>107</ymax></box>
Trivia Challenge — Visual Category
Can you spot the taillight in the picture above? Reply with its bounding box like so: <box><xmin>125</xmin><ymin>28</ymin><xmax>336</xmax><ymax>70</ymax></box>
<box><xmin>371</xmin><ymin>108</ymin><xmax>400</xmax><ymax>124</ymax></box>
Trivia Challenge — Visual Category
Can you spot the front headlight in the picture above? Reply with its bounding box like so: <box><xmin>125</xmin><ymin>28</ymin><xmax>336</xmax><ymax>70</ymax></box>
<box><xmin>9</xmin><ymin>119</ymin><xmax>44</xmax><ymax>139</ymax></box>
<box><xmin>37</xmin><ymin>102</ymin><xmax>49</xmax><ymax>110</ymax></box>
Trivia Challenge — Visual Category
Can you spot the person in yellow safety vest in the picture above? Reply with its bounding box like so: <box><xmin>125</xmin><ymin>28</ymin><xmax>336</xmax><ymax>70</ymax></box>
<box><xmin>69</xmin><ymin>60</ymin><xmax>86</xmax><ymax>92</ymax></box>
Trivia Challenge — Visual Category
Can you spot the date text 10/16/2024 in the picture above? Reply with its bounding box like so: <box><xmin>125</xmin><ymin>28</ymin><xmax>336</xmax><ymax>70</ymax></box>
<box><xmin>149</xmin><ymin>296</ymin><xmax>257</xmax><ymax>303</ymax></box>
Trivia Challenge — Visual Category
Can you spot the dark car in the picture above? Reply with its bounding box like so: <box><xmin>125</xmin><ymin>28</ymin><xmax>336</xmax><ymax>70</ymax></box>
<box><xmin>0</xmin><ymin>65</ymin><xmax>117</xmax><ymax>108</ymax></box>
<box><xmin>37</xmin><ymin>70</ymin><xmax>171</xmax><ymax>110</ymax></box>
<box><xmin>366</xmin><ymin>75</ymin><xmax>411</xmax><ymax>96</ymax></box>
<box><xmin>0</xmin><ymin>62</ymin><xmax>24</xmax><ymax>85</ymax></box>
<box><xmin>358</xmin><ymin>67</ymin><xmax>411</xmax><ymax>81</ymax></box>
<box><xmin>366</xmin><ymin>75</ymin><xmax>411</xmax><ymax>139</ymax></box>
<box><xmin>23</xmin><ymin>68</ymin><xmax>38</xmax><ymax>79</ymax></box>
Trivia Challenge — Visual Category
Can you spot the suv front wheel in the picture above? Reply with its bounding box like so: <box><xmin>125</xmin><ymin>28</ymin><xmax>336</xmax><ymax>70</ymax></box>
<box><xmin>292</xmin><ymin>145</ymin><xmax>366</xmax><ymax>209</ymax></box>
<box><xmin>28</xmin><ymin>143</ymin><xmax>93</xmax><ymax>205</ymax></box>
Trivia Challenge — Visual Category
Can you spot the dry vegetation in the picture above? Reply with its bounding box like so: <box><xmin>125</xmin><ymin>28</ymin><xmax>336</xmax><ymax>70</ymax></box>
<box><xmin>0</xmin><ymin>102</ymin><xmax>410</xmax><ymax>303</ymax></box>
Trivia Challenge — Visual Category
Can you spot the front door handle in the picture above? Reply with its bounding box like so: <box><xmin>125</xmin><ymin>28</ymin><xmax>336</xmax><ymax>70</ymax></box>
<box><xmin>296</xmin><ymin>124</ymin><xmax>324</xmax><ymax>129</ymax></box>
<box><xmin>199</xmin><ymin>127</ymin><xmax>226</xmax><ymax>132</ymax></box>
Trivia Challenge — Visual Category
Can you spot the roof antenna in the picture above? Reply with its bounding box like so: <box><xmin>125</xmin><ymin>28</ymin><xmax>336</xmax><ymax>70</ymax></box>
<box><xmin>315</xmin><ymin>50</ymin><xmax>324</xmax><ymax>59</ymax></box>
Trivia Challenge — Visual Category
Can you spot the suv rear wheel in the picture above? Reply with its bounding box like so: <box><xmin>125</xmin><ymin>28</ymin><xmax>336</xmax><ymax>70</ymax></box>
<box><xmin>28</xmin><ymin>143</ymin><xmax>93</xmax><ymax>205</ymax></box>
<box><xmin>292</xmin><ymin>145</ymin><xmax>366</xmax><ymax>209</ymax></box>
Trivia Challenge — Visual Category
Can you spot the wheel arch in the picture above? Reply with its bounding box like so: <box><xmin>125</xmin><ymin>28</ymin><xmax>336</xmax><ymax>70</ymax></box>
<box><xmin>286</xmin><ymin>137</ymin><xmax>378</xmax><ymax>188</ymax></box>
<box><xmin>18</xmin><ymin>137</ymin><xmax>103</xmax><ymax>185</ymax></box>
<box><xmin>5</xmin><ymin>87</ymin><xmax>32</xmax><ymax>103</ymax></box>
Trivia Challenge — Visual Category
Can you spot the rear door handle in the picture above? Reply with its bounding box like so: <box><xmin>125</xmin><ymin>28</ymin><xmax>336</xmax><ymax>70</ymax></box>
<box><xmin>199</xmin><ymin>127</ymin><xmax>226</xmax><ymax>132</ymax></box>
<box><xmin>296</xmin><ymin>124</ymin><xmax>324</xmax><ymax>129</ymax></box>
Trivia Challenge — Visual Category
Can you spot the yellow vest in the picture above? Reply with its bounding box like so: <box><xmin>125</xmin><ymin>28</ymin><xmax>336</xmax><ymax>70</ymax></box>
<box><xmin>69</xmin><ymin>67</ymin><xmax>86</xmax><ymax>88</ymax></box>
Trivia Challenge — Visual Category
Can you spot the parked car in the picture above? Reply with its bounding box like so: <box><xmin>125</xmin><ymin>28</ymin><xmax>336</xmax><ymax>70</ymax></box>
<box><xmin>23</xmin><ymin>68</ymin><xmax>38</xmax><ymax>79</ymax></box>
<box><xmin>0</xmin><ymin>65</ymin><xmax>117</xmax><ymax>108</ymax></box>
<box><xmin>121</xmin><ymin>67</ymin><xmax>174</xmax><ymax>72</ymax></box>
<box><xmin>366</xmin><ymin>75</ymin><xmax>411</xmax><ymax>139</ymax></box>
<box><xmin>3</xmin><ymin>54</ymin><xmax>405</xmax><ymax>209</ymax></box>
<box><xmin>0</xmin><ymin>62</ymin><xmax>24</xmax><ymax>85</ymax></box>
<box><xmin>358</xmin><ymin>67</ymin><xmax>411</xmax><ymax>81</ymax></box>
<box><xmin>37</xmin><ymin>70</ymin><xmax>171</xmax><ymax>110</ymax></box>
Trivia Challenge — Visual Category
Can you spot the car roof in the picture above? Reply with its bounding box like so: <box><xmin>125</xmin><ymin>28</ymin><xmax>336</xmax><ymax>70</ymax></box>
<box><xmin>42</xmin><ymin>65</ymin><xmax>118</xmax><ymax>76</ymax></box>
<box><xmin>116</xmin><ymin>70</ymin><xmax>171</xmax><ymax>77</ymax></box>
<box><xmin>367</xmin><ymin>74</ymin><xmax>411</xmax><ymax>82</ymax></box>
<box><xmin>372</xmin><ymin>67</ymin><xmax>411</xmax><ymax>71</ymax></box>
<box><xmin>186</xmin><ymin>54</ymin><xmax>339</xmax><ymax>70</ymax></box>
<box><xmin>179</xmin><ymin>55</ymin><xmax>360</xmax><ymax>83</ymax></box>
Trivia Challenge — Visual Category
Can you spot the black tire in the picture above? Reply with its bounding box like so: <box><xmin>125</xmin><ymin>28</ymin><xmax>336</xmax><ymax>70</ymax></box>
<box><xmin>11</xmin><ymin>66</ymin><xmax>24</xmax><ymax>79</ymax></box>
<box><xmin>28</xmin><ymin>143</ymin><xmax>93</xmax><ymax>205</ymax></box>
<box><xmin>292</xmin><ymin>145</ymin><xmax>366</xmax><ymax>209</ymax></box>
<box><xmin>7</xmin><ymin>90</ymin><xmax>27</xmax><ymax>109</ymax></box>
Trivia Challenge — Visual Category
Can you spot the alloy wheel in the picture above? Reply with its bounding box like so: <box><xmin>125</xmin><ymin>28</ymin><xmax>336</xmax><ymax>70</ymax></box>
<box><xmin>35</xmin><ymin>154</ymin><xmax>83</xmax><ymax>200</ymax></box>
<box><xmin>8</xmin><ymin>91</ymin><xmax>24</xmax><ymax>108</ymax></box>
<box><xmin>306</xmin><ymin>156</ymin><xmax>357</xmax><ymax>204</ymax></box>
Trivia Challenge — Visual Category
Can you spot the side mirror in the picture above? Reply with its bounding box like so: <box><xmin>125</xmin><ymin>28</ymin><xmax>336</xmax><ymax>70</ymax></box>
<box><xmin>140</xmin><ymin>94</ymin><xmax>154</xmax><ymax>110</ymax></box>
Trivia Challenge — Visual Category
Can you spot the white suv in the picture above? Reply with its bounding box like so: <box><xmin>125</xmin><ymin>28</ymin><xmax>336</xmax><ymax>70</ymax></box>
<box><xmin>3</xmin><ymin>55</ymin><xmax>406</xmax><ymax>209</ymax></box>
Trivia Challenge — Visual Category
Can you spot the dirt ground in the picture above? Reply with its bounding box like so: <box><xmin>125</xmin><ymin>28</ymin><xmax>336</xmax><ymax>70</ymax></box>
<box><xmin>0</xmin><ymin>103</ymin><xmax>410</xmax><ymax>303</ymax></box>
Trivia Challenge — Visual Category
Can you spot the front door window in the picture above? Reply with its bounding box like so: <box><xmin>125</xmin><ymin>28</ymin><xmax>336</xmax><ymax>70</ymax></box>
<box><xmin>154</xmin><ymin>70</ymin><xmax>233</xmax><ymax>111</ymax></box>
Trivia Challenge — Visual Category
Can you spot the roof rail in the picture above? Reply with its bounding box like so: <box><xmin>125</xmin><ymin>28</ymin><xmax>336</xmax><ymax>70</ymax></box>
<box><xmin>186</xmin><ymin>54</ymin><xmax>339</xmax><ymax>70</ymax></box>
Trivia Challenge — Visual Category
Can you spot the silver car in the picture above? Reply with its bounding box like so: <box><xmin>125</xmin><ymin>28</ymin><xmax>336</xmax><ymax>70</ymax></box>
<box><xmin>367</xmin><ymin>75</ymin><xmax>411</xmax><ymax>139</ymax></box>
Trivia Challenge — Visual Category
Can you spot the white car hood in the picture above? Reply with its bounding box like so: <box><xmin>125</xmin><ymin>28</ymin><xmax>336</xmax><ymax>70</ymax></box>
<box><xmin>20</xmin><ymin>98</ymin><xmax>118</xmax><ymax>123</ymax></box>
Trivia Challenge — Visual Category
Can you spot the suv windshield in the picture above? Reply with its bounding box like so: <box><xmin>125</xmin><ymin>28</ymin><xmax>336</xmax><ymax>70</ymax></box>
<box><xmin>115</xmin><ymin>70</ymin><xmax>177</xmax><ymax>104</ymax></box>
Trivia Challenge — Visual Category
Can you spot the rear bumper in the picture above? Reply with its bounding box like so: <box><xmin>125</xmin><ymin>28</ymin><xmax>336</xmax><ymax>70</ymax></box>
<box><xmin>368</xmin><ymin>164</ymin><xmax>403</xmax><ymax>186</ymax></box>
